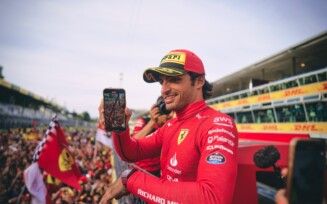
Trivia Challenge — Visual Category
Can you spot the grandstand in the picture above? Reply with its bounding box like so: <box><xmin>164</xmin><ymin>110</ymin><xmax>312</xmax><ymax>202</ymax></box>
<box><xmin>207</xmin><ymin>30</ymin><xmax>327</xmax><ymax>140</ymax></box>
<box><xmin>0</xmin><ymin>71</ymin><xmax>94</xmax><ymax>129</ymax></box>
<box><xmin>210</xmin><ymin>30</ymin><xmax>327</xmax><ymax>97</ymax></box>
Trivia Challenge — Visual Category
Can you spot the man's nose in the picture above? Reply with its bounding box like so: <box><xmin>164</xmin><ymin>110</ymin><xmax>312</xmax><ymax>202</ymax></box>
<box><xmin>161</xmin><ymin>80</ymin><xmax>170</xmax><ymax>95</ymax></box>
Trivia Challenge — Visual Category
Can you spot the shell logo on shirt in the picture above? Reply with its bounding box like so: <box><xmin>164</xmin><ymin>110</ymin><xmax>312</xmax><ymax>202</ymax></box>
<box><xmin>178</xmin><ymin>129</ymin><xmax>189</xmax><ymax>145</ymax></box>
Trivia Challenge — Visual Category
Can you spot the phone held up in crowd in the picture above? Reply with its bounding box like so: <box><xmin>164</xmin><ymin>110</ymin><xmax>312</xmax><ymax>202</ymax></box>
<box><xmin>286</xmin><ymin>138</ymin><xmax>326</xmax><ymax>204</ymax></box>
<box><xmin>103</xmin><ymin>88</ymin><xmax>126</xmax><ymax>132</ymax></box>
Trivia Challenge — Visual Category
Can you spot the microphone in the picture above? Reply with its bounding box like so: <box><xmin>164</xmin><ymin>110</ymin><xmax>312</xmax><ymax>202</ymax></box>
<box><xmin>254</xmin><ymin>145</ymin><xmax>280</xmax><ymax>169</ymax></box>
<box><xmin>253</xmin><ymin>145</ymin><xmax>285</xmax><ymax>188</ymax></box>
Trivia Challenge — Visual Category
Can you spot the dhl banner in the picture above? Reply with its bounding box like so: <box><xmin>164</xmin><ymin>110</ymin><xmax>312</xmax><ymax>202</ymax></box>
<box><xmin>272</xmin><ymin>82</ymin><xmax>327</xmax><ymax>100</ymax></box>
<box><xmin>212</xmin><ymin>82</ymin><xmax>327</xmax><ymax>110</ymax></box>
<box><xmin>237</xmin><ymin>122</ymin><xmax>327</xmax><ymax>133</ymax></box>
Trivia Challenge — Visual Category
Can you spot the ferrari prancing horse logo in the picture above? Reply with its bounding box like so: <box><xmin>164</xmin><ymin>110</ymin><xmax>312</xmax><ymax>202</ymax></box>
<box><xmin>59</xmin><ymin>148</ymin><xmax>74</xmax><ymax>171</ymax></box>
<box><xmin>178</xmin><ymin>129</ymin><xmax>189</xmax><ymax>145</ymax></box>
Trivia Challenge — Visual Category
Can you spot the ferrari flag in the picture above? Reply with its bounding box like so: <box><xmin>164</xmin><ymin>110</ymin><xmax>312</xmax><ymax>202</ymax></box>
<box><xmin>33</xmin><ymin>118</ymin><xmax>82</xmax><ymax>190</ymax></box>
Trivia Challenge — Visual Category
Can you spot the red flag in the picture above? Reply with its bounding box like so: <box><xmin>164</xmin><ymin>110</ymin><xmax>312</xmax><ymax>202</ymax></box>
<box><xmin>37</xmin><ymin>120</ymin><xmax>82</xmax><ymax>190</ymax></box>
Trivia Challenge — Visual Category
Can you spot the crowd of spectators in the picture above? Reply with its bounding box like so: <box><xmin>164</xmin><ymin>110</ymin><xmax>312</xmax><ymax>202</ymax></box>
<box><xmin>0</xmin><ymin>126</ymin><xmax>115</xmax><ymax>204</ymax></box>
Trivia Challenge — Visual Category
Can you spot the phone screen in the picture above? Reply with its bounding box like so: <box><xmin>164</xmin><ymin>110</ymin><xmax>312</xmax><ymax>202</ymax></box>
<box><xmin>287</xmin><ymin>139</ymin><xmax>326</xmax><ymax>204</ymax></box>
<box><xmin>103</xmin><ymin>88</ymin><xmax>126</xmax><ymax>132</ymax></box>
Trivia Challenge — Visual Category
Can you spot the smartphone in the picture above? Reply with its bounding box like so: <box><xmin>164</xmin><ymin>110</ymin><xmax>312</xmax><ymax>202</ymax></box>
<box><xmin>103</xmin><ymin>88</ymin><xmax>126</xmax><ymax>132</ymax></box>
<box><xmin>286</xmin><ymin>138</ymin><xmax>326</xmax><ymax>204</ymax></box>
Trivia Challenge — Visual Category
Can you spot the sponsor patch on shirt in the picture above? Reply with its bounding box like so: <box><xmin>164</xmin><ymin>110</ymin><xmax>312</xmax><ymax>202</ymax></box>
<box><xmin>206</xmin><ymin>152</ymin><xmax>226</xmax><ymax>164</ymax></box>
<box><xmin>213</xmin><ymin>116</ymin><xmax>234</xmax><ymax>128</ymax></box>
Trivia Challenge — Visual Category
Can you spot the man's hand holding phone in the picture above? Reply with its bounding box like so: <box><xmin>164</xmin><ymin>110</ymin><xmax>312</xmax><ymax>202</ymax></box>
<box><xmin>99</xmin><ymin>88</ymin><xmax>132</xmax><ymax>132</ymax></box>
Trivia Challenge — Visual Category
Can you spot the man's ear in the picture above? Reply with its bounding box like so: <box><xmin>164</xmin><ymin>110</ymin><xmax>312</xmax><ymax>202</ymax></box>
<box><xmin>195</xmin><ymin>76</ymin><xmax>205</xmax><ymax>88</ymax></box>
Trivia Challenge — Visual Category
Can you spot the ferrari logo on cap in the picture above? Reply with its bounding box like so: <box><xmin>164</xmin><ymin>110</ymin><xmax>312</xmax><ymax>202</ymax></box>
<box><xmin>178</xmin><ymin>129</ymin><xmax>189</xmax><ymax>145</ymax></box>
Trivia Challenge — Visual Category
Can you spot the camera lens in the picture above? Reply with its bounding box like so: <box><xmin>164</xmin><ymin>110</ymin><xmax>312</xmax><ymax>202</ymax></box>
<box><xmin>158</xmin><ymin>101</ymin><xmax>171</xmax><ymax>115</ymax></box>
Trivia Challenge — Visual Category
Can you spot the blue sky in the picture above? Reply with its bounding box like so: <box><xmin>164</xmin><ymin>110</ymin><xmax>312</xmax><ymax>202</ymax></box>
<box><xmin>0</xmin><ymin>0</ymin><xmax>326</xmax><ymax>118</ymax></box>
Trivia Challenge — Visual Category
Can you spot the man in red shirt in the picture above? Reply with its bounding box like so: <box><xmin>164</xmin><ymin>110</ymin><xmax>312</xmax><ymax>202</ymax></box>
<box><xmin>100</xmin><ymin>49</ymin><xmax>238</xmax><ymax>204</ymax></box>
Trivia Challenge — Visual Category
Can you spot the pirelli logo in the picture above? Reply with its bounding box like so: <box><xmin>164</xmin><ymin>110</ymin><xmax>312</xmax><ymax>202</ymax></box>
<box><xmin>161</xmin><ymin>52</ymin><xmax>186</xmax><ymax>65</ymax></box>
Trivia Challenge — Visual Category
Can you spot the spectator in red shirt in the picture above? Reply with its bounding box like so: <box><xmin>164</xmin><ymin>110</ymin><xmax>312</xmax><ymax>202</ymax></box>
<box><xmin>132</xmin><ymin>96</ymin><xmax>173</xmax><ymax>177</ymax></box>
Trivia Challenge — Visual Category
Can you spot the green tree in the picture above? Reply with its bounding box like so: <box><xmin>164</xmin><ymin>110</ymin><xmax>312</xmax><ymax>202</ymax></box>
<box><xmin>0</xmin><ymin>66</ymin><xmax>4</xmax><ymax>79</ymax></box>
<box><xmin>81</xmin><ymin>111</ymin><xmax>91</xmax><ymax>121</ymax></box>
